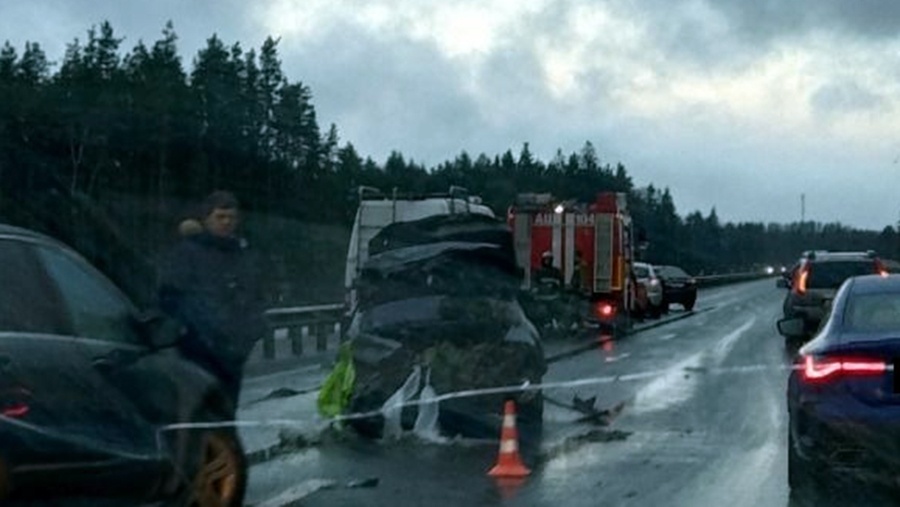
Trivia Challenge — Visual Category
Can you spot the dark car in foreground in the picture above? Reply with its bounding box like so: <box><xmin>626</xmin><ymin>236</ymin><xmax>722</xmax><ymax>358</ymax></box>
<box><xmin>782</xmin><ymin>274</ymin><xmax>900</xmax><ymax>494</ymax></box>
<box><xmin>344</xmin><ymin>215</ymin><xmax>546</xmax><ymax>451</ymax></box>
<box><xmin>0</xmin><ymin>225</ymin><xmax>245</xmax><ymax>506</ymax></box>
<box><xmin>654</xmin><ymin>265</ymin><xmax>697</xmax><ymax>312</ymax></box>
<box><xmin>781</xmin><ymin>251</ymin><xmax>886</xmax><ymax>341</ymax></box>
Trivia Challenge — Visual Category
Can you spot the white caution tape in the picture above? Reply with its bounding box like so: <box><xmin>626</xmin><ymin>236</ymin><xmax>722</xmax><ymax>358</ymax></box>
<box><xmin>156</xmin><ymin>362</ymin><xmax>801</xmax><ymax>438</ymax></box>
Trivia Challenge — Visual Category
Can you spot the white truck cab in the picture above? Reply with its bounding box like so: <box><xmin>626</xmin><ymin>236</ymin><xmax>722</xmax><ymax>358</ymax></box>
<box><xmin>344</xmin><ymin>186</ymin><xmax>495</xmax><ymax>310</ymax></box>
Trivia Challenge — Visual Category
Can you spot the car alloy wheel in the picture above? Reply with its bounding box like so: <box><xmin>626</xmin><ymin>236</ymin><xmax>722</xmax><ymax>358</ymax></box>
<box><xmin>188</xmin><ymin>431</ymin><xmax>242</xmax><ymax>507</ymax></box>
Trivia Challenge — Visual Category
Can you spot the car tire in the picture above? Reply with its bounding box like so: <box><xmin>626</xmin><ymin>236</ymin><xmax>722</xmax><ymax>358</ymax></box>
<box><xmin>788</xmin><ymin>430</ymin><xmax>821</xmax><ymax>497</ymax></box>
<box><xmin>683</xmin><ymin>297</ymin><xmax>696</xmax><ymax>312</ymax></box>
<box><xmin>168</xmin><ymin>412</ymin><xmax>248</xmax><ymax>507</ymax></box>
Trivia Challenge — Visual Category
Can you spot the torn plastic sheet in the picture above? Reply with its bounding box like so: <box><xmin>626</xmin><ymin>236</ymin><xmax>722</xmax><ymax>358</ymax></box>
<box><xmin>382</xmin><ymin>365</ymin><xmax>421</xmax><ymax>439</ymax></box>
<box><xmin>412</xmin><ymin>368</ymin><xmax>443</xmax><ymax>442</ymax></box>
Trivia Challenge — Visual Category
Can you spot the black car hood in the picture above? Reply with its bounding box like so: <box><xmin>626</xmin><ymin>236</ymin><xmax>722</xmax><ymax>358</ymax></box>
<box><xmin>358</xmin><ymin>233</ymin><xmax>522</xmax><ymax>306</ymax></box>
<box><xmin>353</xmin><ymin>295</ymin><xmax>540</xmax><ymax>350</ymax></box>
<box><xmin>368</xmin><ymin>213</ymin><xmax>515</xmax><ymax>258</ymax></box>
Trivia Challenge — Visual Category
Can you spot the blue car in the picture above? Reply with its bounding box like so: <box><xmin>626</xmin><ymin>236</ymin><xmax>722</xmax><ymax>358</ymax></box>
<box><xmin>782</xmin><ymin>274</ymin><xmax>900</xmax><ymax>493</ymax></box>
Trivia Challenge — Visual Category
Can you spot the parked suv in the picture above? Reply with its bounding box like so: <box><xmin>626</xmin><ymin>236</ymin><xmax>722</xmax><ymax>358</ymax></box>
<box><xmin>654</xmin><ymin>265</ymin><xmax>698</xmax><ymax>312</ymax></box>
<box><xmin>780</xmin><ymin>250</ymin><xmax>886</xmax><ymax>340</ymax></box>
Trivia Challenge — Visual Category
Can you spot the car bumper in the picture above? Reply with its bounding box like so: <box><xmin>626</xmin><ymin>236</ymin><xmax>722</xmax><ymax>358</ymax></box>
<box><xmin>791</xmin><ymin>390</ymin><xmax>900</xmax><ymax>483</ymax></box>
<box><xmin>663</xmin><ymin>287</ymin><xmax>697</xmax><ymax>303</ymax></box>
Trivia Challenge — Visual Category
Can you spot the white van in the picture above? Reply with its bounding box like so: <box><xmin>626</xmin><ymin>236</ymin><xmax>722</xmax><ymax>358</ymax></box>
<box><xmin>344</xmin><ymin>187</ymin><xmax>495</xmax><ymax>309</ymax></box>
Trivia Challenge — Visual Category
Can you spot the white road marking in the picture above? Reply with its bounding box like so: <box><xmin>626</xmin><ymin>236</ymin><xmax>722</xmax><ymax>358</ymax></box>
<box><xmin>604</xmin><ymin>352</ymin><xmax>632</xmax><ymax>363</ymax></box>
<box><xmin>658</xmin><ymin>333</ymin><xmax>677</xmax><ymax>341</ymax></box>
<box><xmin>633</xmin><ymin>318</ymin><xmax>756</xmax><ymax>414</ymax></box>
<box><xmin>254</xmin><ymin>479</ymin><xmax>337</xmax><ymax>507</ymax></box>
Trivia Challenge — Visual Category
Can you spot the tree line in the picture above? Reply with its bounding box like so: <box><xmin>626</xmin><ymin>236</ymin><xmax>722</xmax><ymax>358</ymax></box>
<box><xmin>0</xmin><ymin>22</ymin><xmax>896</xmax><ymax>303</ymax></box>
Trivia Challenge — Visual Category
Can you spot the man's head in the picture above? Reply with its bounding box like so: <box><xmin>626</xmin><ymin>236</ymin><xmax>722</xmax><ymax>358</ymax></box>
<box><xmin>201</xmin><ymin>191</ymin><xmax>240</xmax><ymax>238</ymax></box>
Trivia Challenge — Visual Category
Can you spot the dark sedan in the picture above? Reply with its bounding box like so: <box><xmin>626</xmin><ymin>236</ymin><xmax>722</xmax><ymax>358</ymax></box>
<box><xmin>653</xmin><ymin>265</ymin><xmax>697</xmax><ymax>312</ymax></box>
<box><xmin>0</xmin><ymin>225</ymin><xmax>245</xmax><ymax>505</ymax></box>
<box><xmin>782</xmin><ymin>274</ymin><xmax>900</xmax><ymax>494</ymax></box>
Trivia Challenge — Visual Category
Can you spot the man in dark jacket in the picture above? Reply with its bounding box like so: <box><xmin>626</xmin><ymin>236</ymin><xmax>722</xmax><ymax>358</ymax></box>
<box><xmin>159</xmin><ymin>191</ymin><xmax>266</xmax><ymax>411</ymax></box>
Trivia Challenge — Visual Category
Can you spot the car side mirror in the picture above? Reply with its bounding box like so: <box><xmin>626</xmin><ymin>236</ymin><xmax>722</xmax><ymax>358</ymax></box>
<box><xmin>777</xmin><ymin>317</ymin><xmax>806</xmax><ymax>338</ymax></box>
<box><xmin>135</xmin><ymin>310</ymin><xmax>186</xmax><ymax>350</ymax></box>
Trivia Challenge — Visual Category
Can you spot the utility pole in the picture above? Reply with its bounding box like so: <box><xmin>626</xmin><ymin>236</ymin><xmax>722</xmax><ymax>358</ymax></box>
<box><xmin>801</xmin><ymin>193</ymin><xmax>806</xmax><ymax>223</ymax></box>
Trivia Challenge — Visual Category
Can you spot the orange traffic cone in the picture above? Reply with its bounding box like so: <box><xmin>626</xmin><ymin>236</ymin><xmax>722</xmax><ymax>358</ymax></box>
<box><xmin>488</xmin><ymin>400</ymin><xmax>531</xmax><ymax>478</ymax></box>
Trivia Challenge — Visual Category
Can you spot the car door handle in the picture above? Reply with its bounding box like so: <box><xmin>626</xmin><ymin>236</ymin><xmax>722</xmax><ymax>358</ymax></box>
<box><xmin>92</xmin><ymin>350</ymin><xmax>141</xmax><ymax>372</ymax></box>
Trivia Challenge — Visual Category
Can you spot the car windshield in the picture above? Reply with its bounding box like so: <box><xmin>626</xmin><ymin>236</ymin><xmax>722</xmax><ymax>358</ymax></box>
<box><xmin>808</xmin><ymin>261</ymin><xmax>876</xmax><ymax>289</ymax></box>
<box><xmin>7</xmin><ymin>2</ymin><xmax>900</xmax><ymax>506</ymax></box>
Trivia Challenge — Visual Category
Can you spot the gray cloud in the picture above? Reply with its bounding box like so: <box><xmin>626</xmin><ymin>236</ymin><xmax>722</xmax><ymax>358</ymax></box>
<box><xmin>283</xmin><ymin>22</ymin><xmax>486</xmax><ymax>164</ymax></box>
<box><xmin>3</xmin><ymin>0</ymin><xmax>900</xmax><ymax>229</ymax></box>
<box><xmin>611</xmin><ymin>0</ymin><xmax>900</xmax><ymax>71</ymax></box>
<box><xmin>811</xmin><ymin>80</ymin><xmax>887</xmax><ymax>114</ymax></box>
<box><xmin>713</xmin><ymin>0</ymin><xmax>900</xmax><ymax>41</ymax></box>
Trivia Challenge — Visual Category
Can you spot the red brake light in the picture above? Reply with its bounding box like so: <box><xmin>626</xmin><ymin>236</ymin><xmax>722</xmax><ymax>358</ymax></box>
<box><xmin>801</xmin><ymin>355</ymin><xmax>886</xmax><ymax>382</ymax></box>
<box><xmin>595</xmin><ymin>302</ymin><xmax>616</xmax><ymax>319</ymax></box>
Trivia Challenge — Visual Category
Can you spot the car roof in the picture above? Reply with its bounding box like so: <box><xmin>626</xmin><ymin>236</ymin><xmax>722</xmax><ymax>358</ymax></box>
<box><xmin>847</xmin><ymin>274</ymin><xmax>900</xmax><ymax>294</ymax></box>
<box><xmin>806</xmin><ymin>251</ymin><xmax>876</xmax><ymax>262</ymax></box>
<box><xmin>0</xmin><ymin>223</ymin><xmax>70</xmax><ymax>250</ymax></box>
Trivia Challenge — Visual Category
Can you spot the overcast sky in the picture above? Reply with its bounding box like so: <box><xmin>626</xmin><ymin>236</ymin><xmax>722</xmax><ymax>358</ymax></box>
<box><xmin>3</xmin><ymin>0</ymin><xmax>900</xmax><ymax>229</ymax></box>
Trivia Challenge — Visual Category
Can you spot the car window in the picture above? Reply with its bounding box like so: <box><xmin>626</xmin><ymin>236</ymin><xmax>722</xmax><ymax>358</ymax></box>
<box><xmin>807</xmin><ymin>261</ymin><xmax>875</xmax><ymax>289</ymax></box>
<box><xmin>844</xmin><ymin>292</ymin><xmax>900</xmax><ymax>334</ymax></box>
<box><xmin>658</xmin><ymin>266</ymin><xmax>689</xmax><ymax>278</ymax></box>
<box><xmin>0</xmin><ymin>239</ymin><xmax>69</xmax><ymax>334</ymax></box>
<box><xmin>35</xmin><ymin>245</ymin><xmax>139</xmax><ymax>345</ymax></box>
<box><xmin>633</xmin><ymin>266</ymin><xmax>649</xmax><ymax>278</ymax></box>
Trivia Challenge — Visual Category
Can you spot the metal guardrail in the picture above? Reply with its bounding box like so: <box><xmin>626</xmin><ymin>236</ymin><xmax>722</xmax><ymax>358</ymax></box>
<box><xmin>256</xmin><ymin>274</ymin><xmax>776</xmax><ymax>362</ymax></box>
<box><xmin>694</xmin><ymin>272</ymin><xmax>776</xmax><ymax>288</ymax></box>
<box><xmin>260</xmin><ymin>303</ymin><xmax>346</xmax><ymax>360</ymax></box>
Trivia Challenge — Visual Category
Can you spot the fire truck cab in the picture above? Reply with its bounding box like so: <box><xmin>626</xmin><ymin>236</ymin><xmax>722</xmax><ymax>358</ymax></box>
<box><xmin>508</xmin><ymin>192</ymin><xmax>637</xmax><ymax>334</ymax></box>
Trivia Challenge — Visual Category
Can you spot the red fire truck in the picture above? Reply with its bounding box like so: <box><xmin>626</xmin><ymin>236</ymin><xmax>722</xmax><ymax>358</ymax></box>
<box><xmin>508</xmin><ymin>192</ymin><xmax>639</xmax><ymax>335</ymax></box>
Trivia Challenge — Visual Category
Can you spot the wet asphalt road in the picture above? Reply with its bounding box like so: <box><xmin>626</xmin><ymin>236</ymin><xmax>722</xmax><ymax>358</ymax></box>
<box><xmin>246</xmin><ymin>279</ymin><xmax>900</xmax><ymax>507</ymax></box>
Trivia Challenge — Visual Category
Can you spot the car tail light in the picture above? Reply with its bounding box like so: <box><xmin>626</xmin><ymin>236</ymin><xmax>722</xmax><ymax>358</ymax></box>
<box><xmin>1</xmin><ymin>403</ymin><xmax>29</xmax><ymax>418</ymax></box>
<box><xmin>794</xmin><ymin>266</ymin><xmax>809</xmax><ymax>295</ymax></box>
<box><xmin>595</xmin><ymin>302</ymin><xmax>616</xmax><ymax>320</ymax></box>
<box><xmin>875</xmin><ymin>259</ymin><xmax>889</xmax><ymax>277</ymax></box>
<box><xmin>0</xmin><ymin>387</ymin><xmax>31</xmax><ymax>418</ymax></box>
<box><xmin>801</xmin><ymin>355</ymin><xmax>886</xmax><ymax>382</ymax></box>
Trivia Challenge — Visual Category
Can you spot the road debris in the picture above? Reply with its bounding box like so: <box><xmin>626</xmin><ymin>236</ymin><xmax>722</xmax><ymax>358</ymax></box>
<box><xmin>346</xmin><ymin>477</ymin><xmax>380</xmax><ymax>489</ymax></box>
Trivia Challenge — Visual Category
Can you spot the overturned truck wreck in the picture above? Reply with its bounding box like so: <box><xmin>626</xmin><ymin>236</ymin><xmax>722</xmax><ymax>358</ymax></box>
<box><xmin>344</xmin><ymin>214</ymin><xmax>546</xmax><ymax>445</ymax></box>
